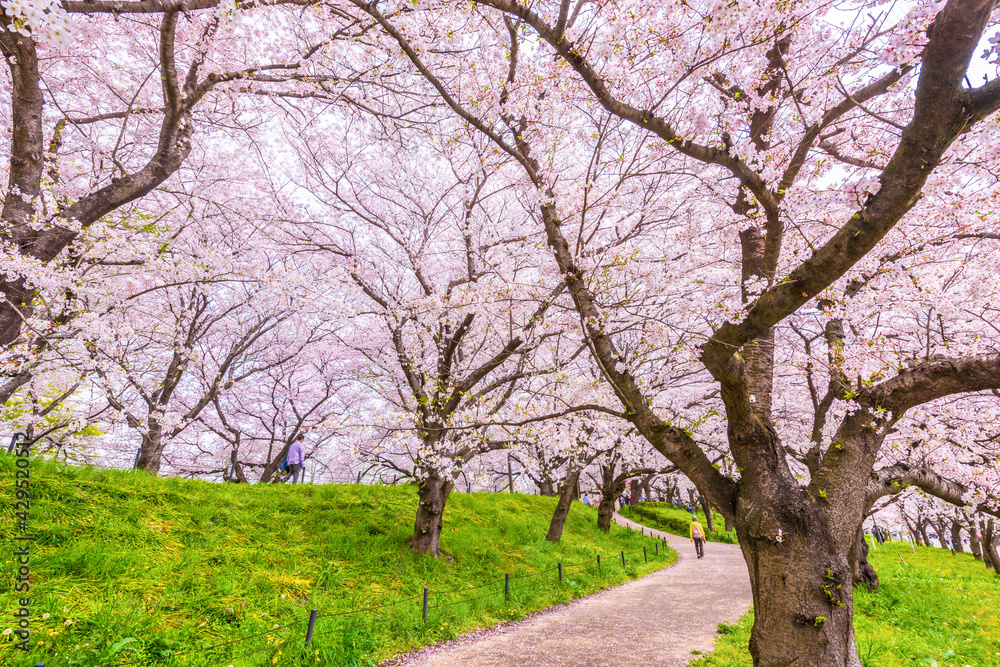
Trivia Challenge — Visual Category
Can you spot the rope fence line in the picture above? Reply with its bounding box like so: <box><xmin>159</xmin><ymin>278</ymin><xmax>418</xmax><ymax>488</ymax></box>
<box><xmin>202</xmin><ymin>624</ymin><xmax>300</xmax><ymax>667</ymax></box>
<box><xmin>104</xmin><ymin>619</ymin><xmax>305</xmax><ymax>667</ymax></box>
<box><xmin>430</xmin><ymin>589</ymin><xmax>503</xmax><ymax>609</ymax></box>
<box><xmin>90</xmin><ymin>519</ymin><xmax>664</xmax><ymax>667</ymax></box>
<box><xmin>312</xmin><ymin>591</ymin><xmax>425</xmax><ymax>620</ymax></box>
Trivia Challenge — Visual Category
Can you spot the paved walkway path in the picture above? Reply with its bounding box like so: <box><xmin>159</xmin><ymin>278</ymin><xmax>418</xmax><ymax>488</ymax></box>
<box><xmin>387</xmin><ymin>513</ymin><xmax>752</xmax><ymax>667</ymax></box>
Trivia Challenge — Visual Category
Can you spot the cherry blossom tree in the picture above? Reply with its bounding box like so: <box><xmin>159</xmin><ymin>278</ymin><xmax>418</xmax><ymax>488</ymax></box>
<box><xmin>0</xmin><ymin>0</ymin><xmax>343</xmax><ymax>351</ymax></box>
<box><xmin>275</xmin><ymin>118</ymin><xmax>583</xmax><ymax>555</ymax></box>
<box><xmin>334</xmin><ymin>0</ymin><xmax>1000</xmax><ymax>662</ymax></box>
<box><xmin>204</xmin><ymin>342</ymin><xmax>357</xmax><ymax>484</ymax></box>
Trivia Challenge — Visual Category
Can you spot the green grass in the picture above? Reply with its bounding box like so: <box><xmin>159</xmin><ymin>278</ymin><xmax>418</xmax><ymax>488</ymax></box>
<box><xmin>625</xmin><ymin>502</ymin><xmax>738</xmax><ymax>544</ymax></box>
<box><xmin>691</xmin><ymin>541</ymin><xmax>1000</xmax><ymax>666</ymax></box>
<box><xmin>0</xmin><ymin>457</ymin><xmax>675</xmax><ymax>667</ymax></box>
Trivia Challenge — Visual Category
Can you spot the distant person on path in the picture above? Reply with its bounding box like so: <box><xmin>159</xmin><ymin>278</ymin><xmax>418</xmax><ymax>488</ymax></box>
<box><xmin>689</xmin><ymin>515</ymin><xmax>706</xmax><ymax>559</ymax></box>
<box><xmin>284</xmin><ymin>434</ymin><xmax>305</xmax><ymax>484</ymax></box>
<box><xmin>582</xmin><ymin>493</ymin><xmax>591</xmax><ymax>507</ymax></box>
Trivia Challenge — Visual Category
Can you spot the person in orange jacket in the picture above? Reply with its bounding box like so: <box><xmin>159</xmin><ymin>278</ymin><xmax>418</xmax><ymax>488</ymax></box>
<box><xmin>689</xmin><ymin>515</ymin><xmax>706</xmax><ymax>559</ymax></box>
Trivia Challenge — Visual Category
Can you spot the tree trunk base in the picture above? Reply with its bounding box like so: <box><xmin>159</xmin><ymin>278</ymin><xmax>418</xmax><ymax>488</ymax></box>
<box><xmin>411</xmin><ymin>474</ymin><xmax>453</xmax><ymax>557</ymax></box>
<box><xmin>546</xmin><ymin>470</ymin><xmax>581</xmax><ymax>543</ymax></box>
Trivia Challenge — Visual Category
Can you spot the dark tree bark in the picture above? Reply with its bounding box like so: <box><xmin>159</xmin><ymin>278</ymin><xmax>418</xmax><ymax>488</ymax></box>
<box><xmin>546</xmin><ymin>468</ymin><xmax>582</xmax><ymax>543</ymax></box>
<box><xmin>137</xmin><ymin>425</ymin><xmax>166</xmax><ymax>474</ymax></box>
<box><xmin>0</xmin><ymin>4</ymin><xmax>323</xmax><ymax>349</ymax></box>
<box><xmin>970</xmin><ymin>520</ymin><xmax>983</xmax><ymax>560</ymax></box>
<box><xmin>935</xmin><ymin>519</ymin><xmax>951</xmax><ymax>550</ymax></box>
<box><xmin>594</xmin><ymin>459</ymin><xmax>671</xmax><ymax>533</ymax></box>
<box><xmin>700</xmin><ymin>494</ymin><xmax>716</xmax><ymax>533</ymax></box>
<box><xmin>354</xmin><ymin>0</ymin><xmax>1000</xmax><ymax>660</ymax></box>
<box><xmin>597</xmin><ymin>465</ymin><xmax>628</xmax><ymax>533</ymax></box>
<box><xmin>257</xmin><ymin>434</ymin><xmax>298</xmax><ymax>485</ymax></box>
<box><xmin>596</xmin><ymin>492</ymin><xmax>618</xmax><ymax>532</ymax></box>
<box><xmin>629</xmin><ymin>481</ymin><xmax>641</xmax><ymax>505</ymax></box>
<box><xmin>983</xmin><ymin>519</ymin><xmax>1000</xmax><ymax>575</ymax></box>
<box><xmin>538</xmin><ymin>480</ymin><xmax>556</xmax><ymax>496</ymax></box>
<box><xmin>919</xmin><ymin>519</ymin><xmax>932</xmax><ymax>550</ymax></box>
<box><xmin>734</xmin><ymin>499</ymin><xmax>860</xmax><ymax>667</ymax></box>
<box><xmin>850</xmin><ymin>526</ymin><xmax>879</xmax><ymax>592</ymax></box>
<box><xmin>227</xmin><ymin>448</ymin><xmax>250</xmax><ymax>483</ymax></box>
<box><xmin>411</xmin><ymin>472</ymin><xmax>454</xmax><ymax>556</ymax></box>
<box><xmin>981</xmin><ymin>518</ymin><xmax>994</xmax><ymax>569</ymax></box>
<box><xmin>951</xmin><ymin>520</ymin><xmax>965</xmax><ymax>554</ymax></box>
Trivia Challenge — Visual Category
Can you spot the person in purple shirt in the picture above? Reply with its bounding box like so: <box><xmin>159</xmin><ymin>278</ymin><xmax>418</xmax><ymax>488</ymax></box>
<box><xmin>284</xmin><ymin>433</ymin><xmax>306</xmax><ymax>484</ymax></box>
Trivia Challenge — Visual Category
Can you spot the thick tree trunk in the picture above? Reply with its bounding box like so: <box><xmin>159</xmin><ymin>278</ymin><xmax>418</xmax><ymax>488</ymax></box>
<box><xmin>850</xmin><ymin>526</ymin><xmax>879</xmax><ymax>592</ymax></box>
<box><xmin>983</xmin><ymin>519</ymin><xmax>1000</xmax><ymax>575</ymax></box>
<box><xmin>597</xmin><ymin>473</ymin><xmax>627</xmax><ymax>533</ymax></box>
<box><xmin>700</xmin><ymin>494</ymin><xmax>716</xmax><ymax>533</ymax></box>
<box><xmin>969</xmin><ymin>521</ymin><xmax>983</xmax><ymax>560</ymax></box>
<box><xmin>981</xmin><ymin>519</ymin><xmax>994</xmax><ymax>570</ymax></box>
<box><xmin>546</xmin><ymin>469</ymin><xmax>582</xmax><ymax>543</ymax></box>
<box><xmin>934</xmin><ymin>519</ymin><xmax>950</xmax><ymax>549</ymax></box>
<box><xmin>630</xmin><ymin>482</ymin><xmax>641</xmax><ymax>505</ymax></box>
<box><xmin>739</xmin><ymin>530</ymin><xmax>861</xmax><ymax>665</ymax></box>
<box><xmin>918</xmin><ymin>519</ymin><xmax>931</xmax><ymax>548</ymax></box>
<box><xmin>135</xmin><ymin>425</ymin><xmax>165</xmax><ymax>475</ymax></box>
<box><xmin>640</xmin><ymin>476</ymin><xmax>653</xmax><ymax>502</ymax></box>
<box><xmin>538</xmin><ymin>480</ymin><xmax>556</xmax><ymax>496</ymax></box>
<box><xmin>737</xmin><ymin>515</ymin><xmax>862</xmax><ymax>667</ymax></box>
<box><xmin>0</xmin><ymin>31</ymin><xmax>45</xmax><ymax>347</ymax></box>
<box><xmin>950</xmin><ymin>520</ymin><xmax>965</xmax><ymax>553</ymax></box>
<box><xmin>596</xmin><ymin>494</ymin><xmax>616</xmax><ymax>532</ymax></box>
<box><xmin>411</xmin><ymin>472</ymin><xmax>454</xmax><ymax>557</ymax></box>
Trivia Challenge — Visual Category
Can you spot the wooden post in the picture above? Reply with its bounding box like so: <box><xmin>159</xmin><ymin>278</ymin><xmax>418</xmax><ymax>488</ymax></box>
<box><xmin>304</xmin><ymin>609</ymin><xmax>317</xmax><ymax>646</ymax></box>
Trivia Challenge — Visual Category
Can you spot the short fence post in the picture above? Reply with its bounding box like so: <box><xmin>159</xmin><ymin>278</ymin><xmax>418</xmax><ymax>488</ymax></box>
<box><xmin>597</xmin><ymin>554</ymin><xmax>601</xmax><ymax>568</ymax></box>
<box><xmin>644</xmin><ymin>546</ymin><xmax>647</xmax><ymax>563</ymax></box>
<box><xmin>505</xmin><ymin>572</ymin><xmax>510</xmax><ymax>599</ymax></box>
<box><xmin>655</xmin><ymin>542</ymin><xmax>659</xmax><ymax>556</ymax></box>
<box><xmin>621</xmin><ymin>551</ymin><xmax>625</xmax><ymax>567</ymax></box>
<box><xmin>558</xmin><ymin>562</ymin><xmax>562</xmax><ymax>582</ymax></box>
<box><xmin>304</xmin><ymin>609</ymin><xmax>317</xmax><ymax>647</ymax></box>
<box><xmin>422</xmin><ymin>587</ymin><xmax>429</xmax><ymax>624</ymax></box>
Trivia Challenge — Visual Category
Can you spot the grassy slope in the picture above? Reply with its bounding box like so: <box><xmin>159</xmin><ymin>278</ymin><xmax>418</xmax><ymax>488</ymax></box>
<box><xmin>692</xmin><ymin>541</ymin><xmax>1000</xmax><ymax>666</ymax></box>
<box><xmin>626</xmin><ymin>502</ymin><xmax>738</xmax><ymax>544</ymax></box>
<box><xmin>0</xmin><ymin>458</ymin><xmax>674</xmax><ymax>667</ymax></box>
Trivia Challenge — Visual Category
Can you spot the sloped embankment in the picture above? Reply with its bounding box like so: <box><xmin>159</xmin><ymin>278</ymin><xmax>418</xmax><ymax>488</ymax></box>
<box><xmin>1</xmin><ymin>459</ymin><xmax>674</xmax><ymax>666</ymax></box>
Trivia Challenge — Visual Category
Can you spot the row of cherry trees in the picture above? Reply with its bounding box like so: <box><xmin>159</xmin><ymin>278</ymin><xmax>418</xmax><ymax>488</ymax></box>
<box><xmin>4</xmin><ymin>1</ymin><xmax>1000</xmax><ymax>665</ymax></box>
